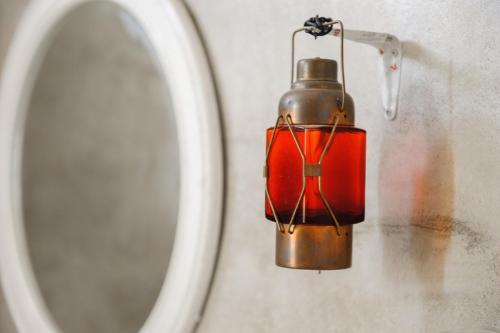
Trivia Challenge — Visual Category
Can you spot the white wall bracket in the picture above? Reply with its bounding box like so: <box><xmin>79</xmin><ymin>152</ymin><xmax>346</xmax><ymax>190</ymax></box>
<box><xmin>331</xmin><ymin>29</ymin><xmax>402</xmax><ymax>120</ymax></box>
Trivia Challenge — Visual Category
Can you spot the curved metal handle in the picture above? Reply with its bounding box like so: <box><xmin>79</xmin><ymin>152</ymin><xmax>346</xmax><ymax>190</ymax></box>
<box><xmin>290</xmin><ymin>17</ymin><xmax>403</xmax><ymax>120</ymax></box>
<box><xmin>290</xmin><ymin>19</ymin><xmax>346</xmax><ymax>111</ymax></box>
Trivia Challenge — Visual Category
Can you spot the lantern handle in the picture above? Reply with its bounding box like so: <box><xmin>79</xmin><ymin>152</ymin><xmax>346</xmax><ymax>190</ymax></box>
<box><xmin>291</xmin><ymin>18</ymin><xmax>346</xmax><ymax>111</ymax></box>
<box><xmin>291</xmin><ymin>16</ymin><xmax>403</xmax><ymax>120</ymax></box>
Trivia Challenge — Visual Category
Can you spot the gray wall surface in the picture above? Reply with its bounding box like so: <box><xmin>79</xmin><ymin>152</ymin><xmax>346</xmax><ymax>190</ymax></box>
<box><xmin>2</xmin><ymin>0</ymin><xmax>500</xmax><ymax>333</ymax></box>
<box><xmin>186</xmin><ymin>0</ymin><xmax>500</xmax><ymax>332</ymax></box>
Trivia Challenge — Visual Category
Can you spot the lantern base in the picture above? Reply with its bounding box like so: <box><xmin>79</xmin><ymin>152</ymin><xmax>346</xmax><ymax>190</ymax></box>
<box><xmin>275</xmin><ymin>224</ymin><xmax>352</xmax><ymax>270</ymax></box>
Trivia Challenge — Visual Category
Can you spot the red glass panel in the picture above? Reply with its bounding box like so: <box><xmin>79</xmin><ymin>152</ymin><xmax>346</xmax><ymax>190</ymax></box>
<box><xmin>265</xmin><ymin>125</ymin><xmax>366</xmax><ymax>226</ymax></box>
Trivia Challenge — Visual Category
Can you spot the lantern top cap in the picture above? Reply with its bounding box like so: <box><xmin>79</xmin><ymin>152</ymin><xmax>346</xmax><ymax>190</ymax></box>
<box><xmin>296</xmin><ymin>58</ymin><xmax>338</xmax><ymax>82</ymax></box>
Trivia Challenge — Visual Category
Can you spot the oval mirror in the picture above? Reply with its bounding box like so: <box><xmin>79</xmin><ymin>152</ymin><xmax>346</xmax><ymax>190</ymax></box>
<box><xmin>24</xmin><ymin>2</ymin><xmax>179</xmax><ymax>332</ymax></box>
<box><xmin>0</xmin><ymin>1</ymin><xmax>223</xmax><ymax>333</ymax></box>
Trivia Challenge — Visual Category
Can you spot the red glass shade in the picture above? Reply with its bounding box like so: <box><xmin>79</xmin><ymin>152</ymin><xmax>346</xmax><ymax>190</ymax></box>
<box><xmin>265</xmin><ymin>125</ymin><xmax>366</xmax><ymax>226</ymax></box>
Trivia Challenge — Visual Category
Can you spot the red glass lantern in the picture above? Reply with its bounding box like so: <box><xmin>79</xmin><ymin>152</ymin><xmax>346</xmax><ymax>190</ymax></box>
<box><xmin>265</xmin><ymin>125</ymin><xmax>366</xmax><ymax>226</ymax></box>
<box><xmin>264</xmin><ymin>20</ymin><xmax>366</xmax><ymax>270</ymax></box>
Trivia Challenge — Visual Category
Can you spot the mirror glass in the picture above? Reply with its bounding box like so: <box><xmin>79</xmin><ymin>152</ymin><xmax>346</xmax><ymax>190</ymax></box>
<box><xmin>21</xmin><ymin>3</ymin><xmax>179</xmax><ymax>333</ymax></box>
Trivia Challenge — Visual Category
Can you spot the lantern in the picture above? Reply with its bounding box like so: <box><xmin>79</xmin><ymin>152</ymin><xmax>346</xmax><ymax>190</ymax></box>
<box><xmin>264</xmin><ymin>18</ymin><xmax>366</xmax><ymax>270</ymax></box>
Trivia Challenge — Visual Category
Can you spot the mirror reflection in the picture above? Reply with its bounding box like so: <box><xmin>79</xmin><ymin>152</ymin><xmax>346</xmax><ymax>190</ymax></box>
<box><xmin>22</xmin><ymin>3</ymin><xmax>179</xmax><ymax>333</ymax></box>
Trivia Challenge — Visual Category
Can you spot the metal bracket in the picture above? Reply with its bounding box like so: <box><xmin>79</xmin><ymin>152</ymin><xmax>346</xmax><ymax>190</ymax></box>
<box><xmin>330</xmin><ymin>29</ymin><xmax>402</xmax><ymax>120</ymax></box>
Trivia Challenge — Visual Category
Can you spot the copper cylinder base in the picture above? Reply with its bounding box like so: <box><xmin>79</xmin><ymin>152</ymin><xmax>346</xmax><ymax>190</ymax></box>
<box><xmin>276</xmin><ymin>224</ymin><xmax>352</xmax><ymax>270</ymax></box>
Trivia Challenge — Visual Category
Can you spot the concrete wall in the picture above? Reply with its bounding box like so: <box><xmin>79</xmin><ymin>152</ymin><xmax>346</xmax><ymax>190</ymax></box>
<box><xmin>2</xmin><ymin>0</ymin><xmax>500</xmax><ymax>332</ymax></box>
<box><xmin>186</xmin><ymin>0</ymin><xmax>500</xmax><ymax>332</ymax></box>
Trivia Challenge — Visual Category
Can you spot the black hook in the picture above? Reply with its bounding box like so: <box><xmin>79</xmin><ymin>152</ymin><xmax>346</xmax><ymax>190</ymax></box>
<box><xmin>304</xmin><ymin>15</ymin><xmax>333</xmax><ymax>39</ymax></box>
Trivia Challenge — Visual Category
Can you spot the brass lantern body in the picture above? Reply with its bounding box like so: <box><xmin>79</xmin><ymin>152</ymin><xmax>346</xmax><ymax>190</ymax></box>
<box><xmin>276</xmin><ymin>225</ymin><xmax>353</xmax><ymax>270</ymax></box>
<box><xmin>279</xmin><ymin>58</ymin><xmax>355</xmax><ymax>126</ymax></box>
<box><xmin>274</xmin><ymin>58</ymin><xmax>357</xmax><ymax>270</ymax></box>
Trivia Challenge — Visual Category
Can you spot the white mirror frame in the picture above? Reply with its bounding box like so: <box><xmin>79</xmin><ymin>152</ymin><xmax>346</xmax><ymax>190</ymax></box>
<box><xmin>0</xmin><ymin>0</ymin><xmax>223</xmax><ymax>332</ymax></box>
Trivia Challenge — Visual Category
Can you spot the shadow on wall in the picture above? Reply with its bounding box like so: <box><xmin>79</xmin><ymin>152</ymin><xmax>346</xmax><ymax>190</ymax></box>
<box><xmin>377</xmin><ymin>40</ymin><xmax>455</xmax><ymax>294</ymax></box>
